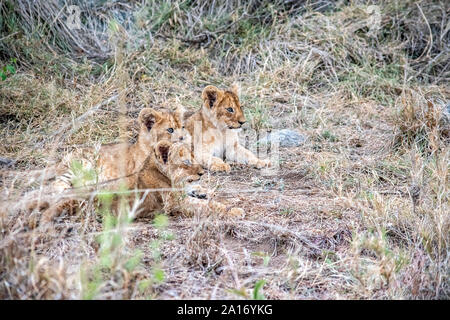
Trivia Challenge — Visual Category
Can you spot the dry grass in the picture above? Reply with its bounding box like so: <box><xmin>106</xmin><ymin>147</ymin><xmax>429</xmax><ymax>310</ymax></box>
<box><xmin>0</xmin><ymin>0</ymin><xmax>449</xmax><ymax>299</ymax></box>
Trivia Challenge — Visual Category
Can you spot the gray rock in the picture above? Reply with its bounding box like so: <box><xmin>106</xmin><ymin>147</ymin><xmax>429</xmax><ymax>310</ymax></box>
<box><xmin>0</xmin><ymin>157</ymin><xmax>15</xmax><ymax>168</ymax></box>
<box><xmin>258</xmin><ymin>129</ymin><xmax>307</xmax><ymax>147</ymax></box>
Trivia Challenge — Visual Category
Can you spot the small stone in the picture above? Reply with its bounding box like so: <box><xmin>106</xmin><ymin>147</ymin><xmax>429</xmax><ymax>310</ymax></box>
<box><xmin>0</xmin><ymin>157</ymin><xmax>15</xmax><ymax>168</ymax></box>
<box><xmin>258</xmin><ymin>129</ymin><xmax>307</xmax><ymax>147</ymax></box>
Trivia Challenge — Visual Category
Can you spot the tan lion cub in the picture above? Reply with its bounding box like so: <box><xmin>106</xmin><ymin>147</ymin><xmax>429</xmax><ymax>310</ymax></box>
<box><xmin>96</xmin><ymin>106</ymin><xmax>189</xmax><ymax>186</ymax></box>
<box><xmin>53</xmin><ymin>106</ymin><xmax>189</xmax><ymax>192</ymax></box>
<box><xmin>185</xmin><ymin>85</ymin><xmax>271</xmax><ymax>172</ymax></box>
<box><xmin>136</xmin><ymin>140</ymin><xmax>244</xmax><ymax>218</ymax></box>
<box><xmin>41</xmin><ymin>140</ymin><xmax>244</xmax><ymax>222</ymax></box>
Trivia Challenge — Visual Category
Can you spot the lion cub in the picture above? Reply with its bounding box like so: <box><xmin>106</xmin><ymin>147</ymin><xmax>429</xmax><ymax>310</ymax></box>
<box><xmin>96</xmin><ymin>106</ymin><xmax>189</xmax><ymax>186</ymax></box>
<box><xmin>184</xmin><ymin>85</ymin><xmax>271</xmax><ymax>172</ymax></box>
<box><xmin>136</xmin><ymin>140</ymin><xmax>244</xmax><ymax>218</ymax></box>
<box><xmin>53</xmin><ymin>106</ymin><xmax>189</xmax><ymax>192</ymax></box>
<box><xmin>41</xmin><ymin>140</ymin><xmax>244</xmax><ymax>222</ymax></box>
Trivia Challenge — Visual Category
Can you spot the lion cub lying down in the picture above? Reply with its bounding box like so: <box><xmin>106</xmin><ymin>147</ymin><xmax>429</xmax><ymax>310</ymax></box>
<box><xmin>184</xmin><ymin>84</ymin><xmax>271</xmax><ymax>172</ymax></box>
<box><xmin>42</xmin><ymin>140</ymin><xmax>244</xmax><ymax>223</ymax></box>
<box><xmin>136</xmin><ymin>140</ymin><xmax>244</xmax><ymax>218</ymax></box>
<box><xmin>53</xmin><ymin>106</ymin><xmax>189</xmax><ymax>192</ymax></box>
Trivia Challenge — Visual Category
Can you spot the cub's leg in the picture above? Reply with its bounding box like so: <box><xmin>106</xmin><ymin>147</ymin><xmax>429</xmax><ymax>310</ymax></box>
<box><xmin>225</xmin><ymin>142</ymin><xmax>270</xmax><ymax>169</ymax></box>
<box><xmin>182</xmin><ymin>196</ymin><xmax>245</xmax><ymax>217</ymax></box>
<box><xmin>41</xmin><ymin>198</ymin><xmax>82</xmax><ymax>223</ymax></box>
<box><xmin>197</xmin><ymin>151</ymin><xmax>231</xmax><ymax>172</ymax></box>
<box><xmin>162</xmin><ymin>191</ymin><xmax>244</xmax><ymax>218</ymax></box>
<box><xmin>223</xmin><ymin>131</ymin><xmax>271</xmax><ymax>169</ymax></box>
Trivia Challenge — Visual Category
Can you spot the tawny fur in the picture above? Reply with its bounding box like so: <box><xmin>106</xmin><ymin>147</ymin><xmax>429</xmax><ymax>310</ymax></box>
<box><xmin>95</xmin><ymin>106</ymin><xmax>189</xmax><ymax>188</ymax></box>
<box><xmin>184</xmin><ymin>84</ymin><xmax>271</xmax><ymax>172</ymax></box>
<box><xmin>41</xmin><ymin>141</ymin><xmax>244</xmax><ymax>223</ymax></box>
<box><xmin>136</xmin><ymin>141</ymin><xmax>244</xmax><ymax>218</ymax></box>
<box><xmin>52</xmin><ymin>106</ymin><xmax>190</xmax><ymax>193</ymax></box>
<box><xmin>0</xmin><ymin>106</ymin><xmax>189</xmax><ymax>190</ymax></box>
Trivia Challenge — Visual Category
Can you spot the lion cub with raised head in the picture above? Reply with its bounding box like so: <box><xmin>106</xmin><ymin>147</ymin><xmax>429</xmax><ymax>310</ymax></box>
<box><xmin>136</xmin><ymin>140</ymin><xmax>244</xmax><ymax>218</ymax></box>
<box><xmin>41</xmin><ymin>140</ymin><xmax>244</xmax><ymax>222</ymax></box>
<box><xmin>53</xmin><ymin>106</ymin><xmax>189</xmax><ymax>192</ymax></box>
<box><xmin>96</xmin><ymin>105</ymin><xmax>189</xmax><ymax>185</ymax></box>
<box><xmin>185</xmin><ymin>85</ymin><xmax>271</xmax><ymax>172</ymax></box>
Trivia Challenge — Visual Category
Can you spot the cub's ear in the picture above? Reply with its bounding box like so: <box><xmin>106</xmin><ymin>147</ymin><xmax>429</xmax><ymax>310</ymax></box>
<box><xmin>155</xmin><ymin>140</ymin><xmax>171</xmax><ymax>164</ymax></box>
<box><xmin>138</xmin><ymin>108</ymin><xmax>162</xmax><ymax>131</ymax></box>
<box><xmin>230</xmin><ymin>83</ymin><xmax>240</xmax><ymax>96</ymax></box>
<box><xmin>202</xmin><ymin>85</ymin><xmax>221</xmax><ymax>109</ymax></box>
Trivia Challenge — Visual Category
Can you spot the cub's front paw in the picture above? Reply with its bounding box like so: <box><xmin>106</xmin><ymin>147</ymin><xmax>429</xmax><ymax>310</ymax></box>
<box><xmin>227</xmin><ymin>207</ymin><xmax>245</xmax><ymax>218</ymax></box>
<box><xmin>254</xmin><ymin>158</ymin><xmax>272</xmax><ymax>169</ymax></box>
<box><xmin>210</xmin><ymin>161</ymin><xmax>231</xmax><ymax>172</ymax></box>
<box><xmin>187</xmin><ymin>185</ymin><xmax>208</xmax><ymax>199</ymax></box>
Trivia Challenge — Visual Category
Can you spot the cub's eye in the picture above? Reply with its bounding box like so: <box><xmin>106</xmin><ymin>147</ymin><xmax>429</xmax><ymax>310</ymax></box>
<box><xmin>183</xmin><ymin>159</ymin><xmax>191</xmax><ymax>166</ymax></box>
<box><xmin>226</xmin><ymin>107</ymin><xmax>234</xmax><ymax>113</ymax></box>
<box><xmin>167</xmin><ymin>128</ymin><xmax>174</xmax><ymax>133</ymax></box>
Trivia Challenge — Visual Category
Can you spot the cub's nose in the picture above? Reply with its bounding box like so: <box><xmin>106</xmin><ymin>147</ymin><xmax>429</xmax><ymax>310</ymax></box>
<box><xmin>238</xmin><ymin>120</ymin><xmax>246</xmax><ymax>125</ymax></box>
<box><xmin>198</xmin><ymin>170</ymin><xmax>204</xmax><ymax>176</ymax></box>
<box><xmin>179</xmin><ymin>136</ymin><xmax>184</xmax><ymax>141</ymax></box>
